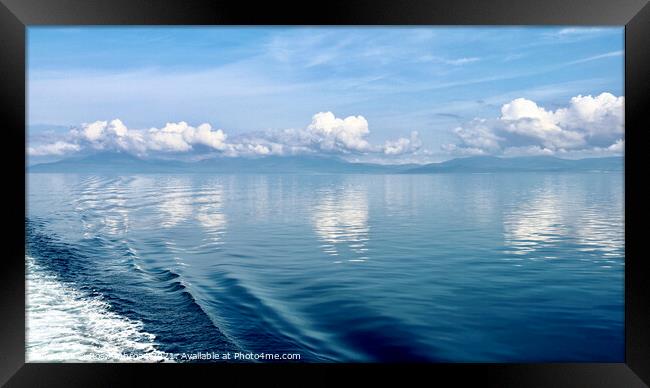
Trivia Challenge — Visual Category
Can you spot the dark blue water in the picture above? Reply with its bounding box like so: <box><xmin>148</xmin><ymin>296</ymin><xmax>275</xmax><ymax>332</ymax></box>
<box><xmin>26</xmin><ymin>173</ymin><xmax>624</xmax><ymax>362</ymax></box>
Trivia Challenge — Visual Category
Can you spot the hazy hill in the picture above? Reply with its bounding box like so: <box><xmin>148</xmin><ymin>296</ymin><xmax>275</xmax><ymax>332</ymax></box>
<box><xmin>403</xmin><ymin>156</ymin><xmax>623</xmax><ymax>173</ymax></box>
<box><xmin>28</xmin><ymin>153</ymin><xmax>623</xmax><ymax>174</ymax></box>
<box><xmin>28</xmin><ymin>152</ymin><xmax>413</xmax><ymax>174</ymax></box>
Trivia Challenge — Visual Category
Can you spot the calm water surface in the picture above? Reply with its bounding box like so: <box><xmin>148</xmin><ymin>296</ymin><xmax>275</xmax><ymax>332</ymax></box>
<box><xmin>26</xmin><ymin>173</ymin><xmax>624</xmax><ymax>362</ymax></box>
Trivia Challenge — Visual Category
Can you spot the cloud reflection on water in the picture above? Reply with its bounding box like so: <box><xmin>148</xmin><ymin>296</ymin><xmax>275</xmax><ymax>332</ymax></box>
<box><xmin>503</xmin><ymin>188</ymin><xmax>567</xmax><ymax>256</ymax></box>
<box><xmin>157</xmin><ymin>177</ymin><xmax>193</xmax><ymax>228</ymax></box>
<box><xmin>312</xmin><ymin>184</ymin><xmax>369</xmax><ymax>262</ymax></box>
<box><xmin>194</xmin><ymin>182</ymin><xmax>227</xmax><ymax>245</ymax></box>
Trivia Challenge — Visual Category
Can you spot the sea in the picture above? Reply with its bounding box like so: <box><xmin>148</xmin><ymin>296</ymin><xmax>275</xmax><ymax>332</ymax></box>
<box><xmin>26</xmin><ymin>172</ymin><xmax>625</xmax><ymax>362</ymax></box>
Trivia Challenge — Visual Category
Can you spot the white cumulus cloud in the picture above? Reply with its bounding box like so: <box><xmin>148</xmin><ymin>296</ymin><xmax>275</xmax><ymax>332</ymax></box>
<box><xmin>307</xmin><ymin>112</ymin><xmax>372</xmax><ymax>152</ymax></box>
<box><xmin>553</xmin><ymin>92</ymin><xmax>624</xmax><ymax>142</ymax></box>
<box><xmin>383</xmin><ymin>131</ymin><xmax>422</xmax><ymax>155</ymax></box>
<box><xmin>28</xmin><ymin>141</ymin><xmax>81</xmax><ymax>156</ymax></box>
<box><xmin>500</xmin><ymin>98</ymin><xmax>586</xmax><ymax>149</ymax></box>
<box><xmin>451</xmin><ymin>119</ymin><xmax>503</xmax><ymax>152</ymax></box>
<box><xmin>62</xmin><ymin>119</ymin><xmax>231</xmax><ymax>155</ymax></box>
<box><xmin>607</xmin><ymin>139</ymin><xmax>624</xmax><ymax>153</ymax></box>
<box><xmin>28</xmin><ymin>112</ymin><xmax>424</xmax><ymax>159</ymax></box>
<box><xmin>145</xmin><ymin>122</ymin><xmax>228</xmax><ymax>153</ymax></box>
<box><xmin>444</xmin><ymin>92</ymin><xmax>624</xmax><ymax>157</ymax></box>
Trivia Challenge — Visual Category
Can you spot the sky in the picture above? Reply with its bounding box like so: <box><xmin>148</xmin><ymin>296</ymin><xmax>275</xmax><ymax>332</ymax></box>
<box><xmin>27</xmin><ymin>27</ymin><xmax>624</xmax><ymax>164</ymax></box>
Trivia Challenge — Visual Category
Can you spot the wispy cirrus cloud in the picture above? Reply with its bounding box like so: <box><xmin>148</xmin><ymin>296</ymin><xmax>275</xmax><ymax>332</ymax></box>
<box><xmin>565</xmin><ymin>50</ymin><xmax>623</xmax><ymax>66</ymax></box>
<box><xmin>542</xmin><ymin>27</ymin><xmax>615</xmax><ymax>41</ymax></box>
<box><xmin>555</xmin><ymin>27</ymin><xmax>608</xmax><ymax>36</ymax></box>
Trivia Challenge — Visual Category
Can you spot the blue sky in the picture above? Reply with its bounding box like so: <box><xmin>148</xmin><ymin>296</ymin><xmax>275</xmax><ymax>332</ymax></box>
<box><xmin>27</xmin><ymin>27</ymin><xmax>624</xmax><ymax>163</ymax></box>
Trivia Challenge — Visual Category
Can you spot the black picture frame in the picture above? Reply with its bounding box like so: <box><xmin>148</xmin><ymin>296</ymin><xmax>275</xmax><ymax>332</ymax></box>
<box><xmin>1</xmin><ymin>0</ymin><xmax>648</xmax><ymax>386</ymax></box>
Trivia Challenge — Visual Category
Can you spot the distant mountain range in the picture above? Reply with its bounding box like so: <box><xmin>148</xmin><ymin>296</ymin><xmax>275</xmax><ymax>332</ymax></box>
<box><xmin>404</xmin><ymin>155</ymin><xmax>623</xmax><ymax>173</ymax></box>
<box><xmin>27</xmin><ymin>152</ymin><xmax>414</xmax><ymax>174</ymax></box>
<box><xmin>28</xmin><ymin>152</ymin><xmax>623</xmax><ymax>174</ymax></box>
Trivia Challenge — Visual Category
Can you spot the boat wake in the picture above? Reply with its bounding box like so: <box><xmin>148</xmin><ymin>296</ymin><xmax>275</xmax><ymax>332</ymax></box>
<box><xmin>26</xmin><ymin>256</ymin><xmax>170</xmax><ymax>362</ymax></box>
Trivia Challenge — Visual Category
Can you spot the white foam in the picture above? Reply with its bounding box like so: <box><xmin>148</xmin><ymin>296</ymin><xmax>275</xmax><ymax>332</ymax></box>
<box><xmin>26</xmin><ymin>256</ymin><xmax>171</xmax><ymax>362</ymax></box>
